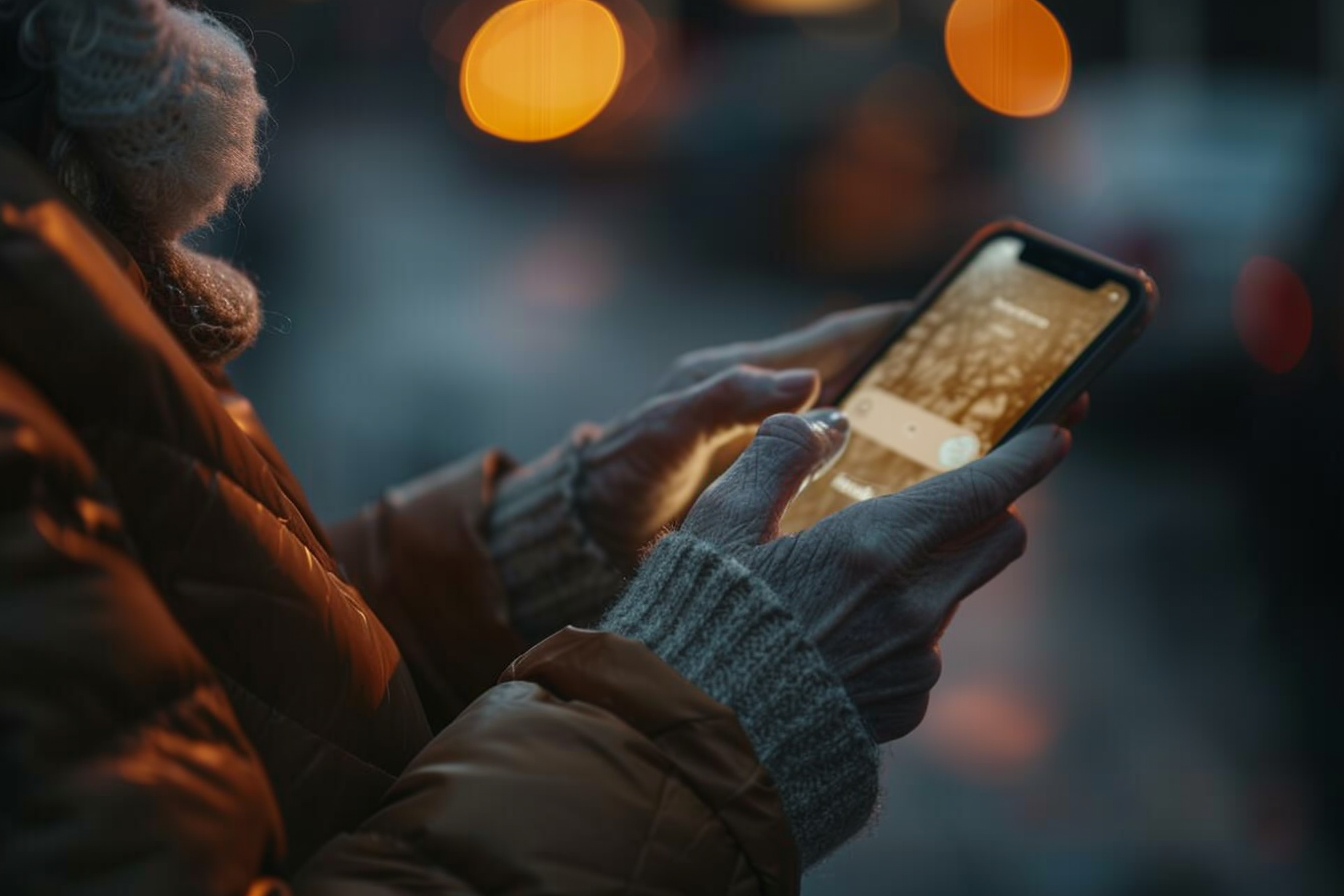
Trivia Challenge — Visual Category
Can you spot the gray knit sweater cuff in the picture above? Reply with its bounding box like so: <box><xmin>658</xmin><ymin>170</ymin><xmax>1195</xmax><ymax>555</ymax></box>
<box><xmin>601</xmin><ymin>532</ymin><xmax>879</xmax><ymax>867</ymax></box>
<box><xmin>487</xmin><ymin>441</ymin><xmax>626</xmax><ymax>644</ymax></box>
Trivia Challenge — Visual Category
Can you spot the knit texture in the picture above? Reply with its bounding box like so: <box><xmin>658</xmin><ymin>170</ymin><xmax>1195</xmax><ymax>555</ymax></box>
<box><xmin>23</xmin><ymin>0</ymin><xmax>268</xmax><ymax>362</ymax></box>
<box><xmin>601</xmin><ymin>532</ymin><xmax>879</xmax><ymax>867</ymax></box>
<box><xmin>39</xmin><ymin>0</ymin><xmax>266</xmax><ymax>239</ymax></box>
<box><xmin>487</xmin><ymin>439</ymin><xmax>627</xmax><ymax>643</ymax></box>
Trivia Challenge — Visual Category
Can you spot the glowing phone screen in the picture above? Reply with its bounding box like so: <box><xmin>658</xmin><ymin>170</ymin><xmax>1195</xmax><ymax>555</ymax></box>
<box><xmin>780</xmin><ymin>236</ymin><xmax>1129</xmax><ymax>533</ymax></box>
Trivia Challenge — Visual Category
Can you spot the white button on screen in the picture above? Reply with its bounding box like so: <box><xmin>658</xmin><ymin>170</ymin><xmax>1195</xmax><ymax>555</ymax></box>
<box><xmin>843</xmin><ymin>388</ymin><xmax>984</xmax><ymax>471</ymax></box>
<box><xmin>938</xmin><ymin>434</ymin><xmax>981</xmax><ymax>469</ymax></box>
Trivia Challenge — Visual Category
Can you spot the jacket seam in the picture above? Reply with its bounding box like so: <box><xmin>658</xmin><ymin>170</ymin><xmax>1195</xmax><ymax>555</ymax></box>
<box><xmin>216</xmin><ymin>671</ymin><xmax>403</xmax><ymax>781</ymax></box>
<box><xmin>82</xmin><ymin>425</ymin><xmax>337</xmax><ymax>574</ymax></box>
<box><xmin>73</xmin><ymin>428</ymin><xmax>415</xmax><ymax>780</ymax></box>
<box><xmin>313</xmin><ymin>829</ymin><xmax>482</xmax><ymax>891</ymax></box>
<box><xmin>622</xmin><ymin>772</ymin><xmax>672</xmax><ymax>893</ymax></box>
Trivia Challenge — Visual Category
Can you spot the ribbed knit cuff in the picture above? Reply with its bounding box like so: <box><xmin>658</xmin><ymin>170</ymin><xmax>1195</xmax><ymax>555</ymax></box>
<box><xmin>601</xmin><ymin>532</ymin><xmax>879</xmax><ymax>868</ymax></box>
<box><xmin>487</xmin><ymin>440</ymin><xmax>626</xmax><ymax>644</ymax></box>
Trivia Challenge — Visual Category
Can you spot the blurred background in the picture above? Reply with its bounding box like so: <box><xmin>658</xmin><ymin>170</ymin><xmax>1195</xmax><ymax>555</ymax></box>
<box><xmin>197</xmin><ymin>0</ymin><xmax>1341</xmax><ymax>892</ymax></box>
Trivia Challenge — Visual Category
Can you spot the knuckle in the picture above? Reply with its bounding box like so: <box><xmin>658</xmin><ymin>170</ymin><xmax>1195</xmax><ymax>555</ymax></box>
<box><xmin>879</xmin><ymin>489</ymin><xmax>935</xmax><ymax>542</ymax></box>
<box><xmin>883</xmin><ymin>692</ymin><xmax>933</xmax><ymax>741</ymax></box>
<box><xmin>884</xmin><ymin>477</ymin><xmax>951</xmax><ymax>540</ymax></box>
<box><xmin>717</xmin><ymin>363</ymin><xmax>760</xmax><ymax>394</ymax></box>
<box><xmin>845</xmin><ymin>527</ymin><xmax>895</xmax><ymax>575</ymax></box>
<box><xmin>826</xmin><ymin>498</ymin><xmax>923</xmax><ymax>568</ymax></box>
<box><xmin>694</xmin><ymin>364</ymin><xmax>767</xmax><ymax>419</ymax></box>
<box><xmin>915</xmin><ymin>646</ymin><xmax>944</xmax><ymax>692</ymax></box>
<box><xmin>670</xmin><ymin>351</ymin><xmax>721</xmax><ymax>386</ymax></box>
<box><xmin>957</xmin><ymin>465</ymin><xmax>1010</xmax><ymax>521</ymax></box>
<box><xmin>1001</xmin><ymin>514</ymin><xmax>1029</xmax><ymax>559</ymax></box>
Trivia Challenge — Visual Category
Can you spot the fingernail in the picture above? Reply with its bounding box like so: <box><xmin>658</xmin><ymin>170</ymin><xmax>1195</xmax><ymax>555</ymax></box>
<box><xmin>1055</xmin><ymin>426</ymin><xmax>1073</xmax><ymax>456</ymax></box>
<box><xmin>801</xmin><ymin>407</ymin><xmax>849</xmax><ymax>450</ymax></box>
<box><xmin>801</xmin><ymin>407</ymin><xmax>847</xmax><ymax>430</ymax></box>
<box><xmin>773</xmin><ymin>368</ymin><xmax>818</xmax><ymax>398</ymax></box>
<box><xmin>800</xmin><ymin>408</ymin><xmax>851</xmax><ymax>472</ymax></box>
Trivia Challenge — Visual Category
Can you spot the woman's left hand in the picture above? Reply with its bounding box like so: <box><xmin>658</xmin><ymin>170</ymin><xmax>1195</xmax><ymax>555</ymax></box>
<box><xmin>576</xmin><ymin>303</ymin><xmax>911</xmax><ymax>572</ymax></box>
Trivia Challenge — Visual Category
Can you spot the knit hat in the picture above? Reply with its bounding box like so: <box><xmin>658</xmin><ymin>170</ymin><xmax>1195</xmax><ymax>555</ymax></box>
<box><xmin>14</xmin><ymin>0</ymin><xmax>269</xmax><ymax>363</ymax></box>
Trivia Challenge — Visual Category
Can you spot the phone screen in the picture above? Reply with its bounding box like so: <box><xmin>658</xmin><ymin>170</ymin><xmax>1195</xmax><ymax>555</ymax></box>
<box><xmin>780</xmin><ymin>235</ymin><xmax>1132</xmax><ymax>534</ymax></box>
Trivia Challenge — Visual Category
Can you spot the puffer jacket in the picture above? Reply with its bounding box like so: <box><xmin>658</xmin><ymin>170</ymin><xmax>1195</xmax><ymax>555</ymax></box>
<box><xmin>0</xmin><ymin>137</ymin><xmax>798</xmax><ymax>894</ymax></box>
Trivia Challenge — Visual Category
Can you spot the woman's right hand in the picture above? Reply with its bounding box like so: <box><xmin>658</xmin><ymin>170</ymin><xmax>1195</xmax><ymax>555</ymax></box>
<box><xmin>679</xmin><ymin>410</ymin><xmax>1071</xmax><ymax>742</ymax></box>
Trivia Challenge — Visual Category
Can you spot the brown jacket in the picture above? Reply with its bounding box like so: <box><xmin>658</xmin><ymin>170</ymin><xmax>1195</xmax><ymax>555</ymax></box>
<box><xmin>0</xmin><ymin>138</ymin><xmax>798</xmax><ymax>894</ymax></box>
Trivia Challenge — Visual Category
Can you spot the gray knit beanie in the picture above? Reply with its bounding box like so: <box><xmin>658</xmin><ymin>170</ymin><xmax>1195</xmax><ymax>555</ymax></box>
<box><xmin>9</xmin><ymin>0</ymin><xmax>268</xmax><ymax>363</ymax></box>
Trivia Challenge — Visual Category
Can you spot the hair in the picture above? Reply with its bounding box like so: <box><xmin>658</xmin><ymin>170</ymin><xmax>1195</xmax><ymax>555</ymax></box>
<box><xmin>8</xmin><ymin>0</ymin><xmax>269</xmax><ymax>363</ymax></box>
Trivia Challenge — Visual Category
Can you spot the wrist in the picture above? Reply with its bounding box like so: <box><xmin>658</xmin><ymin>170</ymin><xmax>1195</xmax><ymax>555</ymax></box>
<box><xmin>571</xmin><ymin>432</ymin><xmax>655</xmax><ymax>575</ymax></box>
<box><xmin>486</xmin><ymin>432</ymin><xmax>626</xmax><ymax>643</ymax></box>
<box><xmin>601</xmin><ymin>532</ymin><xmax>879</xmax><ymax>867</ymax></box>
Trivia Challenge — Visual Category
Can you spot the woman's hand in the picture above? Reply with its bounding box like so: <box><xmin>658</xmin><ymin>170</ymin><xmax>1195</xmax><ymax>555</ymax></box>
<box><xmin>578</xmin><ymin>303</ymin><xmax>910</xmax><ymax>571</ymax></box>
<box><xmin>680</xmin><ymin>410</ymin><xmax>1071</xmax><ymax>742</ymax></box>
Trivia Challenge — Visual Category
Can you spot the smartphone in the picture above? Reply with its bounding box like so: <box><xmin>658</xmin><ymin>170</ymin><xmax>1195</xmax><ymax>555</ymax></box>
<box><xmin>779</xmin><ymin>220</ymin><xmax>1158</xmax><ymax>534</ymax></box>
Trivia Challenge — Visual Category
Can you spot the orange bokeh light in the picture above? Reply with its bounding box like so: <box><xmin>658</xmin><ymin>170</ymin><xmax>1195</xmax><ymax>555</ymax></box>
<box><xmin>944</xmin><ymin>0</ymin><xmax>1071</xmax><ymax>118</ymax></box>
<box><xmin>1234</xmin><ymin>256</ymin><xmax>1313</xmax><ymax>374</ymax></box>
<box><xmin>737</xmin><ymin>0</ymin><xmax>874</xmax><ymax>15</ymax></box>
<box><xmin>460</xmin><ymin>0</ymin><xmax>625</xmax><ymax>143</ymax></box>
<box><xmin>921</xmin><ymin>682</ymin><xmax>1055</xmax><ymax>779</ymax></box>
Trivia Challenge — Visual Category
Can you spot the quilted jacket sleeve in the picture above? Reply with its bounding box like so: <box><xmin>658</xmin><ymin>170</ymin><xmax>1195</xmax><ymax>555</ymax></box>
<box><xmin>326</xmin><ymin>456</ymin><xmax>530</xmax><ymax>730</ymax></box>
<box><xmin>295</xmin><ymin>627</ymin><xmax>800</xmax><ymax>896</ymax></box>
<box><xmin>1</xmin><ymin>361</ymin><xmax>800</xmax><ymax>896</ymax></box>
<box><xmin>0</xmin><ymin>362</ymin><xmax>288</xmax><ymax>895</ymax></box>
<box><xmin>0</xmin><ymin>136</ymin><xmax>803</xmax><ymax>893</ymax></box>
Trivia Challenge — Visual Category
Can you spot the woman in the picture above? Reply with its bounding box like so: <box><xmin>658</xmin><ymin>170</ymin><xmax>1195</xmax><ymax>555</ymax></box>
<box><xmin>0</xmin><ymin>1</ymin><xmax>1074</xmax><ymax>892</ymax></box>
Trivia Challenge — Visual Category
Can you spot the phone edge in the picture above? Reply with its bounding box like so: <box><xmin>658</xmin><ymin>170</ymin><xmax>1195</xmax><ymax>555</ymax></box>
<box><xmin>833</xmin><ymin>218</ymin><xmax>1161</xmax><ymax>447</ymax></box>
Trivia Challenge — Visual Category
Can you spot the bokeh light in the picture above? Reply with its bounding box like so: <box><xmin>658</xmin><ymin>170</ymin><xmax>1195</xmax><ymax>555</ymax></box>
<box><xmin>460</xmin><ymin>0</ymin><xmax>625</xmax><ymax>142</ymax></box>
<box><xmin>737</xmin><ymin>0</ymin><xmax>875</xmax><ymax>15</ymax></box>
<box><xmin>921</xmin><ymin>682</ymin><xmax>1056</xmax><ymax>779</ymax></box>
<box><xmin>944</xmin><ymin>0</ymin><xmax>1071</xmax><ymax>118</ymax></box>
<box><xmin>509</xmin><ymin>222</ymin><xmax>618</xmax><ymax>310</ymax></box>
<box><xmin>794</xmin><ymin>64</ymin><xmax>960</xmax><ymax>272</ymax></box>
<box><xmin>794</xmin><ymin>0</ymin><xmax>900</xmax><ymax>44</ymax></box>
<box><xmin>1234</xmin><ymin>256</ymin><xmax>1313</xmax><ymax>374</ymax></box>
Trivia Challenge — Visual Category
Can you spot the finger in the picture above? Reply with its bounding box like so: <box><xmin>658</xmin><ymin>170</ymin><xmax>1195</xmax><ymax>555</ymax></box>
<box><xmin>909</xmin><ymin>425</ymin><xmax>1070</xmax><ymax>543</ymax></box>
<box><xmin>927</xmin><ymin>510</ymin><xmax>1030</xmax><ymax>631</ymax></box>
<box><xmin>581</xmin><ymin>365</ymin><xmax>821</xmax><ymax>484</ymax></box>
<box><xmin>827</xmin><ymin>425</ymin><xmax>1068</xmax><ymax>548</ymax></box>
<box><xmin>821</xmin><ymin>507</ymin><xmax>1028</xmax><ymax>664</ymax></box>
<box><xmin>706</xmin><ymin>429</ymin><xmax>753</xmax><ymax>471</ymax></box>
<box><xmin>1058</xmin><ymin>392</ymin><xmax>1090</xmax><ymax>429</ymax></box>
<box><xmin>667</xmin><ymin>302</ymin><xmax>910</xmax><ymax>392</ymax></box>
<box><xmin>744</xmin><ymin>303</ymin><xmax>911</xmax><ymax>377</ymax></box>
<box><xmin>684</xmin><ymin>409</ymin><xmax>850</xmax><ymax>545</ymax></box>
<box><xmin>671</xmin><ymin>366</ymin><xmax>820</xmax><ymax>442</ymax></box>
<box><xmin>870</xmin><ymin>690</ymin><xmax>932</xmax><ymax>744</ymax></box>
<box><xmin>692</xmin><ymin>366</ymin><xmax>822</xmax><ymax>483</ymax></box>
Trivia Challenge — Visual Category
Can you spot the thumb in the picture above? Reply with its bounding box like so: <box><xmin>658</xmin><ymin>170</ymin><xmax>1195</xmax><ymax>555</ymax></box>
<box><xmin>684</xmin><ymin>409</ymin><xmax>850</xmax><ymax>545</ymax></box>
